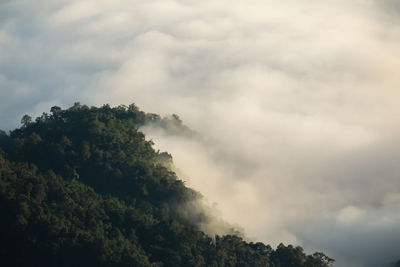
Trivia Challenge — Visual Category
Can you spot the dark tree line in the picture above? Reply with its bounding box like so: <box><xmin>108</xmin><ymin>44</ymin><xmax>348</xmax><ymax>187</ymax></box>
<box><xmin>0</xmin><ymin>103</ymin><xmax>334</xmax><ymax>266</ymax></box>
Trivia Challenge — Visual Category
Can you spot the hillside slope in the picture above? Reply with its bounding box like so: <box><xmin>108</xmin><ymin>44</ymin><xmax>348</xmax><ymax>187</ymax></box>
<box><xmin>0</xmin><ymin>103</ymin><xmax>333</xmax><ymax>267</ymax></box>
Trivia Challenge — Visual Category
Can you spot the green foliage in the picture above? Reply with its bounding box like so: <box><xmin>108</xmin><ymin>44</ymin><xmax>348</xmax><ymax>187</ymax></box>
<box><xmin>20</xmin><ymin>114</ymin><xmax>32</xmax><ymax>127</ymax></box>
<box><xmin>0</xmin><ymin>129</ymin><xmax>9</xmax><ymax>148</ymax></box>
<box><xmin>269</xmin><ymin>244</ymin><xmax>334</xmax><ymax>267</ymax></box>
<box><xmin>0</xmin><ymin>103</ymin><xmax>334</xmax><ymax>266</ymax></box>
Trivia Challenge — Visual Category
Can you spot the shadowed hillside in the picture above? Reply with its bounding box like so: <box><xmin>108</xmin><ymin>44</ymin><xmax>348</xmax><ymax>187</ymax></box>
<box><xmin>0</xmin><ymin>103</ymin><xmax>334</xmax><ymax>267</ymax></box>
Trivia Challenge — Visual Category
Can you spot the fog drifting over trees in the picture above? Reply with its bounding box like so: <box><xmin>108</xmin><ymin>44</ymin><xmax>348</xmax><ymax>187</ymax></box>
<box><xmin>1</xmin><ymin>1</ymin><xmax>400</xmax><ymax>266</ymax></box>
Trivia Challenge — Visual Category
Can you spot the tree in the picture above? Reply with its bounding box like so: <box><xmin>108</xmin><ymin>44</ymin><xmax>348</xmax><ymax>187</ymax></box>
<box><xmin>50</xmin><ymin>106</ymin><xmax>62</xmax><ymax>116</ymax></box>
<box><xmin>20</xmin><ymin>114</ymin><xmax>32</xmax><ymax>126</ymax></box>
<box><xmin>0</xmin><ymin>103</ymin><xmax>334</xmax><ymax>267</ymax></box>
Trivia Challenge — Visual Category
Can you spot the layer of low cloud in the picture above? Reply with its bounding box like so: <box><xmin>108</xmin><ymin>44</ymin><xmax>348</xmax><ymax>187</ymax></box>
<box><xmin>1</xmin><ymin>0</ymin><xmax>400</xmax><ymax>266</ymax></box>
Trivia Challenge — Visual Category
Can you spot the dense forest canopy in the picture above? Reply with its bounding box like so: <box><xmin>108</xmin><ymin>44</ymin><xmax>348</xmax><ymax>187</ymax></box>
<box><xmin>0</xmin><ymin>103</ymin><xmax>334</xmax><ymax>266</ymax></box>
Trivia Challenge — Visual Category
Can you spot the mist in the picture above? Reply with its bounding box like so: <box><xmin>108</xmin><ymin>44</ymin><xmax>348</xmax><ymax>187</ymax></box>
<box><xmin>1</xmin><ymin>0</ymin><xmax>400</xmax><ymax>265</ymax></box>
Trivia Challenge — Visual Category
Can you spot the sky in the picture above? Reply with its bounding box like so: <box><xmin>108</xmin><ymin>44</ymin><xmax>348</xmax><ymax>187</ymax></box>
<box><xmin>1</xmin><ymin>0</ymin><xmax>400</xmax><ymax>266</ymax></box>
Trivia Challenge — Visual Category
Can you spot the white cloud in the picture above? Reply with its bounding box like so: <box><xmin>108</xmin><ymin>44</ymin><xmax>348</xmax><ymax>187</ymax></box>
<box><xmin>337</xmin><ymin>206</ymin><xmax>365</xmax><ymax>225</ymax></box>
<box><xmin>1</xmin><ymin>0</ymin><xmax>400</xmax><ymax>265</ymax></box>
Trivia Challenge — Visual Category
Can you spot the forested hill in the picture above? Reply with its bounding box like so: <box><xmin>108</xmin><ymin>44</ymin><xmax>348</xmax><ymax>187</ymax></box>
<box><xmin>0</xmin><ymin>103</ymin><xmax>334</xmax><ymax>267</ymax></box>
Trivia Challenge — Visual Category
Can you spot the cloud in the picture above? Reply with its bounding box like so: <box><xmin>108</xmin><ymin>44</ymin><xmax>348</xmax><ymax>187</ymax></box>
<box><xmin>1</xmin><ymin>0</ymin><xmax>400</xmax><ymax>265</ymax></box>
<box><xmin>337</xmin><ymin>206</ymin><xmax>365</xmax><ymax>225</ymax></box>
<box><xmin>298</xmin><ymin>200</ymin><xmax>400</xmax><ymax>267</ymax></box>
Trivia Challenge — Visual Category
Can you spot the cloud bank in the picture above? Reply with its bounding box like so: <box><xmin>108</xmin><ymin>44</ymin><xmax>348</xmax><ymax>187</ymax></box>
<box><xmin>1</xmin><ymin>0</ymin><xmax>400</xmax><ymax>266</ymax></box>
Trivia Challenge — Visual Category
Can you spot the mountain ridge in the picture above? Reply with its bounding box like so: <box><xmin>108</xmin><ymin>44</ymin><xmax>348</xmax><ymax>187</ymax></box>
<box><xmin>0</xmin><ymin>102</ymin><xmax>334</xmax><ymax>267</ymax></box>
